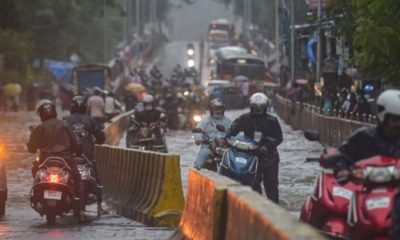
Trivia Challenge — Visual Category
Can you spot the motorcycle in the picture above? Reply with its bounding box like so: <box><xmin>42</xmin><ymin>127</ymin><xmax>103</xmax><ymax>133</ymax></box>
<box><xmin>219</xmin><ymin>133</ymin><xmax>261</xmax><ymax>186</ymax></box>
<box><xmin>192</xmin><ymin>124</ymin><xmax>227</xmax><ymax>172</ymax></box>
<box><xmin>73</xmin><ymin>155</ymin><xmax>102</xmax><ymax>217</ymax></box>
<box><xmin>300</xmin><ymin>147</ymin><xmax>362</xmax><ymax>239</ymax></box>
<box><xmin>126</xmin><ymin>115</ymin><xmax>168</xmax><ymax>153</ymax></box>
<box><xmin>30</xmin><ymin>156</ymin><xmax>81</xmax><ymax>225</ymax></box>
<box><xmin>347</xmin><ymin>155</ymin><xmax>400</xmax><ymax>240</ymax></box>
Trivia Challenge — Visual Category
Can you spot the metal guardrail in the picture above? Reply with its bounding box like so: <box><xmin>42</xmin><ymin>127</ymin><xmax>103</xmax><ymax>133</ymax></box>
<box><xmin>275</xmin><ymin>95</ymin><xmax>375</xmax><ymax>146</ymax></box>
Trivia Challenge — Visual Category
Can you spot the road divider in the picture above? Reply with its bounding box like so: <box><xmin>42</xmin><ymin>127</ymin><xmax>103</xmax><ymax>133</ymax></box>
<box><xmin>95</xmin><ymin>111</ymin><xmax>184</xmax><ymax>226</ymax></box>
<box><xmin>169</xmin><ymin>169</ymin><xmax>325</xmax><ymax>240</ymax></box>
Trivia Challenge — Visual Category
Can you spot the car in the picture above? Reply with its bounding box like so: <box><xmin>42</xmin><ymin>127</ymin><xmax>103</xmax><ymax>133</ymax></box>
<box><xmin>208</xmin><ymin>86</ymin><xmax>247</xmax><ymax>110</ymax></box>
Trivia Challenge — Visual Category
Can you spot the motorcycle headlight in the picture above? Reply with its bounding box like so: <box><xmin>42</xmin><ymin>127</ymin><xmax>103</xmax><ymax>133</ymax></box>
<box><xmin>365</xmin><ymin>166</ymin><xmax>395</xmax><ymax>183</ymax></box>
<box><xmin>193</xmin><ymin>115</ymin><xmax>202</xmax><ymax>122</ymax></box>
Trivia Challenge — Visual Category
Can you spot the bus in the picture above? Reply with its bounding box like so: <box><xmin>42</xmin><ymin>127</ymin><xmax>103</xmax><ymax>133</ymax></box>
<box><xmin>215</xmin><ymin>51</ymin><xmax>266</xmax><ymax>81</ymax></box>
<box><xmin>72</xmin><ymin>63</ymin><xmax>111</xmax><ymax>94</ymax></box>
<box><xmin>209</xmin><ymin>18</ymin><xmax>235</xmax><ymax>39</ymax></box>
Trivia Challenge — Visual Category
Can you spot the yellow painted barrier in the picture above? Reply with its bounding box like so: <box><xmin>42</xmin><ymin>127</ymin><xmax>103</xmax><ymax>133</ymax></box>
<box><xmin>169</xmin><ymin>169</ymin><xmax>325</xmax><ymax>240</ymax></box>
<box><xmin>225</xmin><ymin>186</ymin><xmax>324</xmax><ymax>240</ymax></box>
<box><xmin>168</xmin><ymin>169</ymin><xmax>240</xmax><ymax>240</ymax></box>
<box><xmin>95</xmin><ymin>146</ymin><xmax>184</xmax><ymax>226</ymax></box>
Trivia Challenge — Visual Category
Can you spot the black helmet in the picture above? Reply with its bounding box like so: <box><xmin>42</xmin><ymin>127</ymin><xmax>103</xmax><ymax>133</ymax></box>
<box><xmin>70</xmin><ymin>95</ymin><xmax>87</xmax><ymax>114</ymax></box>
<box><xmin>209</xmin><ymin>98</ymin><xmax>225</xmax><ymax>118</ymax></box>
<box><xmin>36</xmin><ymin>99</ymin><xmax>57</xmax><ymax>121</ymax></box>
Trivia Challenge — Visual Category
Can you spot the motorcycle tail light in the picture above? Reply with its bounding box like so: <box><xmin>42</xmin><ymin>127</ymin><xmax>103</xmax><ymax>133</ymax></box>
<box><xmin>365</xmin><ymin>166</ymin><xmax>395</xmax><ymax>183</ymax></box>
<box><xmin>48</xmin><ymin>174</ymin><xmax>60</xmax><ymax>183</ymax></box>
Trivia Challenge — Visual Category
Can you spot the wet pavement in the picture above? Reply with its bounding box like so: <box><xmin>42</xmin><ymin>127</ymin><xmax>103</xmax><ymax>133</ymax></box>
<box><xmin>0</xmin><ymin>112</ymin><xmax>174</xmax><ymax>240</ymax></box>
<box><xmin>1</xmin><ymin>42</ymin><xmax>322</xmax><ymax>239</ymax></box>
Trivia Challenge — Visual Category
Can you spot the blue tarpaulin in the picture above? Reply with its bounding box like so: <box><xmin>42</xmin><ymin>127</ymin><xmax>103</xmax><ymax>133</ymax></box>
<box><xmin>33</xmin><ymin>59</ymin><xmax>76</xmax><ymax>81</ymax></box>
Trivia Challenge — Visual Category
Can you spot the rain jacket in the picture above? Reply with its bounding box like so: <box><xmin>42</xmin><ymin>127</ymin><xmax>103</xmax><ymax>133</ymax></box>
<box><xmin>63</xmin><ymin>113</ymin><xmax>105</xmax><ymax>160</ymax></box>
<box><xmin>194</xmin><ymin>115</ymin><xmax>232</xmax><ymax>142</ymax></box>
<box><xmin>27</xmin><ymin>118</ymin><xmax>82</xmax><ymax>161</ymax></box>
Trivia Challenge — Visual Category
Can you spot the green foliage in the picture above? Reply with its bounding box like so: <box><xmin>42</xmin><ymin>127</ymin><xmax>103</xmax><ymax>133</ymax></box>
<box><xmin>332</xmin><ymin>0</ymin><xmax>400</xmax><ymax>86</ymax></box>
<box><xmin>0</xmin><ymin>30</ymin><xmax>33</xmax><ymax>84</ymax></box>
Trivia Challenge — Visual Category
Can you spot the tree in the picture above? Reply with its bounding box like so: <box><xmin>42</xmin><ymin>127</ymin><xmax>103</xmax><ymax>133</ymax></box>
<box><xmin>331</xmin><ymin>0</ymin><xmax>400</xmax><ymax>86</ymax></box>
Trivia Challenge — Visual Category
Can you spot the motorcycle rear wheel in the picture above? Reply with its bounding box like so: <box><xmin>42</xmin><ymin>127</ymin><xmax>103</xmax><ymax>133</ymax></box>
<box><xmin>46</xmin><ymin>214</ymin><xmax>56</xmax><ymax>226</ymax></box>
<box><xmin>0</xmin><ymin>200</ymin><xmax>5</xmax><ymax>216</ymax></box>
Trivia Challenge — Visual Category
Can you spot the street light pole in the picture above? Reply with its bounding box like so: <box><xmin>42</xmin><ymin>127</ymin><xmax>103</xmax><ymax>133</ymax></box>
<box><xmin>275</xmin><ymin>0</ymin><xmax>280</xmax><ymax>65</ymax></box>
<box><xmin>103</xmin><ymin>0</ymin><xmax>108</xmax><ymax>62</ymax></box>
<box><xmin>316</xmin><ymin>0</ymin><xmax>322</xmax><ymax>84</ymax></box>
<box><xmin>290</xmin><ymin>0</ymin><xmax>295</xmax><ymax>82</ymax></box>
<box><xmin>136</xmin><ymin>0</ymin><xmax>140</xmax><ymax>36</ymax></box>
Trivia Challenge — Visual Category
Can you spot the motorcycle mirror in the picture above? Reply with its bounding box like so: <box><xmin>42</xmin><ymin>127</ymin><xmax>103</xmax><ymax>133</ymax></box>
<box><xmin>320</xmin><ymin>148</ymin><xmax>346</xmax><ymax>169</ymax></box>
<box><xmin>216</xmin><ymin>124</ymin><xmax>226</xmax><ymax>132</ymax></box>
<box><xmin>304</xmin><ymin>129</ymin><xmax>320</xmax><ymax>141</ymax></box>
<box><xmin>192</xmin><ymin>128</ymin><xmax>204</xmax><ymax>134</ymax></box>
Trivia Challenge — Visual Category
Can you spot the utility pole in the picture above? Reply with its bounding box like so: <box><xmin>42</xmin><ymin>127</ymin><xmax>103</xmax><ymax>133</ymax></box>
<box><xmin>103</xmin><ymin>0</ymin><xmax>108</xmax><ymax>62</ymax></box>
<box><xmin>125</xmin><ymin>0</ymin><xmax>130</xmax><ymax>42</ymax></box>
<box><xmin>243</xmin><ymin>0</ymin><xmax>248</xmax><ymax>33</ymax></box>
<box><xmin>290</xmin><ymin>0</ymin><xmax>295</xmax><ymax>82</ymax></box>
<box><xmin>316</xmin><ymin>0</ymin><xmax>322</xmax><ymax>84</ymax></box>
<box><xmin>275</xmin><ymin>0</ymin><xmax>280</xmax><ymax>67</ymax></box>
<box><xmin>136</xmin><ymin>0</ymin><xmax>141</xmax><ymax>36</ymax></box>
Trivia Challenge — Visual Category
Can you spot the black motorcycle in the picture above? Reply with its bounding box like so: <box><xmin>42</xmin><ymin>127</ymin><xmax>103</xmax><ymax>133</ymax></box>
<box><xmin>126</xmin><ymin>115</ymin><xmax>168</xmax><ymax>153</ymax></box>
<box><xmin>73</xmin><ymin>155</ymin><xmax>102</xmax><ymax>217</ymax></box>
<box><xmin>30</xmin><ymin>156</ymin><xmax>81</xmax><ymax>225</ymax></box>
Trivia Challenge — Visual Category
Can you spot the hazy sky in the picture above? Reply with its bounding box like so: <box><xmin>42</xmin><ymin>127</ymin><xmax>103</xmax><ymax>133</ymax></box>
<box><xmin>167</xmin><ymin>0</ymin><xmax>241</xmax><ymax>41</ymax></box>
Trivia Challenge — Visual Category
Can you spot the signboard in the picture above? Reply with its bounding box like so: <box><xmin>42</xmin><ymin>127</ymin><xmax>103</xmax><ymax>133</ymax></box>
<box><xmin>308</xmin><ymin>0</ymin><xmax>327</xmax><ymax>11</ymax></box>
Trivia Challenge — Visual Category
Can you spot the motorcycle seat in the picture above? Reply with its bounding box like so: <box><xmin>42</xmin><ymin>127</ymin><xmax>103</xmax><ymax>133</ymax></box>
<box><xmin>41</xmin><ymin>157</ymin><xmax>72</xmax><ymax>170</ymax></box>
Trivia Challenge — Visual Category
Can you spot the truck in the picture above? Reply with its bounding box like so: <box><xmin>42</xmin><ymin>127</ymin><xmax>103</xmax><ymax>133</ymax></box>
<box><xmin>72</xmin><ymin>63</ymin><xmax>111</xmax><ymax>94</ymax></box>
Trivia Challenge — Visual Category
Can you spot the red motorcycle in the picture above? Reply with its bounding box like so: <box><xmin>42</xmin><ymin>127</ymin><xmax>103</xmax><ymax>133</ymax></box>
<box><xmin>300</xmin><ymin>148</ymin><xmax>362</xmax><ymax>239</ymax></box>
<box><xmin>347</xmin><ymin>155</ymin><xmax>400</xmax><ymax>240</ymax></box>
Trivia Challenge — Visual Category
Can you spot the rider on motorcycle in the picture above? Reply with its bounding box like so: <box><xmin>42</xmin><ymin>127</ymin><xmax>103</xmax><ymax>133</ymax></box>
<box><xmin>27</xmin><ymin>99</ymin><xmax>85</xmax><ymax>215</ymax></box>
<box><xmin>63</xmin><ymin>96</ymin><xmax>105</xmax><ymax>161</ymax></box>
<box><xmin>150</xmin><ymin>66</ymin><xmax>162</xmax><ymax>80</ymax></box>
<box><xmin>226</xmin><ymin>93</ymin><xmax>283</xmax><ymax>203</ymax></box>
<box><xmin>63</xmin><ymin>95</ymin><xmax>107</xmax><ymax>213</ymax></box>
<box><xmin>131</xmin><ymin>95</ymin><xmax>167</xmax><ymax>144</ymax></box>
<box><xmin>194</xmin><ymin>98</ymin><xmax>232</xmax><ymax>169</ymax></box>
<box><xmin>331</xmin><ymin>90</ymin><xmax>400</xmax><ymax>238</ymax></box>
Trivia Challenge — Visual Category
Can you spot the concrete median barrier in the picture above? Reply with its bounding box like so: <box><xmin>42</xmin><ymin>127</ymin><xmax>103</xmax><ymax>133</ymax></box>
<box><xmin>95</xmin><ymin>110</ymin><xmax>184</xmax><ymax>226</ymax></box>
<box><xmin>168</xmin><ymin>169</ymin><xmax>240</xmax><ymax>240</ymax></box>
<box><xmin>225</xmin><ymin>186</ymin><xmax>324</xmax><ymax>240</ymax></box>
<box><xmin>95</xmin><ymin>146</ymin><xmax>184</xmax><ymax>226</ymax></box>
<box><xmin>169</xmin><ymin>169</ymin><xmax>324</xmax><ymax>240</ymax></box>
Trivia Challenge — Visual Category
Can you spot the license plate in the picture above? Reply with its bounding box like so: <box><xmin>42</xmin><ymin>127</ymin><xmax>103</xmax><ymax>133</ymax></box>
<box><xmin>44</xmin><ymin>190</ymin><xmax>62</xmax><ymax>200</ymax></box>
<box><xmin>235</xmin><ymin>157</ymin><xmax>247</xmax><ymax>164</ymax></box>
<box><xmin>332</xmin><ymin>187</ymin><xmax>353</xmax><ymax>200</ymax></box>
<box><xmin>366</xmin><ymin>197</ymin><xmax>390</xmax><ymax>210</ymax></box>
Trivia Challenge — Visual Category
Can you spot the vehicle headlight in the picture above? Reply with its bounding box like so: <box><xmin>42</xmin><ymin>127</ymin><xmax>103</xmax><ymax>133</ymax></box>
<box><xmin>187</xmin><ymin>59</ymin><xmax>195</xmax><ymax>68</ymax></box>
<box><xmin>365</xmin><ymin>166</ymin><xmax>395</xmax><ymax>183</ymax></box>
<box><xmin>187</xmin><ymin>49</ymin><xmax>194</xmax><ymax>56</ymax></box>
<box><xmin>193</xmin><ymin>115</ymin><xmax>202</xmax><ymax>122</ymax></box>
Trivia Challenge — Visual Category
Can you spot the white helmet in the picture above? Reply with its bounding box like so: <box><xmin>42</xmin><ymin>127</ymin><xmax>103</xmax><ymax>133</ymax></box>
<box><xmin>249</xmin><ymin>92</ymin><xmax>269</xmax><ymax>115</ymax></box>
<box><xmin>143</xmin><ymin>94</ymin><xmax>154</xmax><ymax>103</ymax></box>
<box><xmin>376</xmin><ymin>89</ymin><xmax>400</xmax><ymax>122</ymax></box>
<box><xmin>143</xmin><ymin>94</ymin><xmax>155</xmax><ymax>110</ymax></box>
